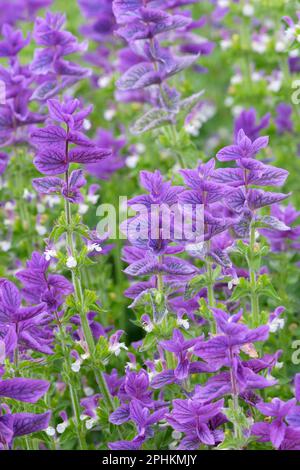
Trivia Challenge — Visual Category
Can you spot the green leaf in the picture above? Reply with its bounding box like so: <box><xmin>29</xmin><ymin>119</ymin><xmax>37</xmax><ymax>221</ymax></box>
<box><xmin>184</xmin><ymin>274</ymin><xmax>207</xmax><ymax>300</ymax></box>
<box><xmin>130</xmin><ymin>108</ymin><xmax>173</xmax><ymax>135</ymax></box>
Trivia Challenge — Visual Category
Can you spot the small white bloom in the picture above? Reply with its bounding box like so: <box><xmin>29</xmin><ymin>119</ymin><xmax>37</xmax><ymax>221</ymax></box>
<box><xmin>275</xmin><ymin>361</ymin><xmax>284</xmax><ymax>369</ymax></box>
<box><xmin>88</xmin><ymin>243</ymin><xmax>102</xmax><ymax>253</ymax></box>
<box><xmin>85</xmin><ymin>418</ymin><xmax>97</xmax><ymax>430</ymax></box>
<box><xmin>0</xmin><ymin>241</ymin><xmax>11</xmax><ymax>252</ymax></box>
<box><xmin>218</xmin><ymin>0</ymin><xmax>229</xmax><ymax>6</ymax></box>
<box><xmin>87</xmin><ymin>194</ymin><xmax>99</xmax><ymax>204</ymax></box>
<box><xmin>36</xmin><ymin>224</ymin><xmax>47</xmax><ymax>236</ymax></box>
<box><xmin>177</xmin><ymin>318</ymin><xmax>190</xmax><ymax>330</ymax></box>
<box><xmin>84</xmin><ymin>386</ymin><xmax>94</xmax><ymax>397</ymax></box>
<box><xmin>44</xmin><ymin>249</ymin><xmax>57</xmax><ymax>261</ymax></box>
<box><xmin>81</xmin><ymin>352</ymin><xmax>90</xmax><ymax>360</ymax></box>
<box><xmin>37</xmin><ymin>203</ymin><xmax>45</xmax><ymax>214</ymax></box>
<box><xmin>126</xmin><ymin>361</ymin><xmax>137</xmax><ymax>370</ymax></box>
<box><xmin>56</xmin><ymin>422</ymin><xmax>68</xmax><ymax>434</ymax></box>
<box><xmin>79</xmin><ymin>203</ymin><xmax>89</xmax><ymax>215</ymax></box>
<box><xmin>46</xmin><ymin>426</ymin><xmax>56</xmax><ymax>437</ymax></box>
<box><xmin>228</xmin><ymin>278</ymin><xmax>239</xmax><ymax>290</ymax></box>
<box><xmin>23</xmin><ymin>188</ymin><xmax>35</xmax><ymax>200</ymax></box>
<box><xmin>220</xmin><ymin>39</ymin><xmax>232</xmax><ymax>50</ymax></box>
<box><xmin>144</xmin><ymin>324</ymin><xmax>153</xmax><ymax>333</ymax></box>
<box><xmin>126</xmin><ymin>155</ymin><xmax>139</xmax><ymax>168</ymax></box>
<box><xmin>104</xmin><ymin>109</ymin><xmax>116</xmax><ymax>121</ymax></box>
<box><xmin>275</xmin><ymin>40</ymin><xmax>286</xmax><ymax>53</ymax></box>
<box><xmin>136</xmin><ymin>143</ymin><xmax>146</xmax><ymax>154</ymax></box>
<box><xmin>98</xmin><ymin>75</ymin><xmax>111</xmax><ymax>88</ymax></box>
<box><xmin>109</xmin><ymin>341</ymin><xmax>128</xmax><ymax>356</ymax></box>
<box><xmin>71</xmin><ymin>359</ymin><xmax>81</xmax><ymax>372</ymax></box>
<box><xmin>230</xmin><ymin>74</ymin><xmax>242</xmax><ymax>85</ymax></box>
<box><xmin>4</xmin><ymin>201</ymin><xmax>14</xmax><ymax>211</ymax></box>
<box><xmin>269</xmin><ymin>318</ymin><xmax>285</xmax><ymax>333</ymax></box>
<box><xmin>83</xmin><ymin>119</ymin><xmax>91</xmax><ymax>131</ymax></box>
<box><xmin>45</xmin><ymin>195</ymin><xmax>61</xmax><ymax>208</ymax></box>
<box><xmin>224</xmin><ymin>96</ymin><xmax>234</xmax><ymax>107</ymax></box>
<box><xmin>242</xmin><ymin>4</ymin><xmax>254</xmax><ymax>17</ymax></box>
<box><xmin>66</xmin><ymin>256</ymin><xmax>77</xmax><ymax>269</ymax></box>
<box><xmin>172</xmin><ymin>431</ymin><xmax>182</xmax><ymax>440</ymax></box>
<box><xmin>251</xmin><ymin>72</ymin><xmax>261</xmax><ymax>82</ymax></box>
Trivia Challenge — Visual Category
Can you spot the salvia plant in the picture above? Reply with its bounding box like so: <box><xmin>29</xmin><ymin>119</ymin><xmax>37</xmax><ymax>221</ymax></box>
<box><xmin>0</xmin><ymin>0</ymin><xmax>299</xmax><ymax>453</ymax></box>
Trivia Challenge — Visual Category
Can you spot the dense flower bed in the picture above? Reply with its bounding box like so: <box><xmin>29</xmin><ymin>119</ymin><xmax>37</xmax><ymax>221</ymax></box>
<box><xmin>0</xmin><ymin>0</ymin><xmax>299</xmax><ymax>451</ymax></box>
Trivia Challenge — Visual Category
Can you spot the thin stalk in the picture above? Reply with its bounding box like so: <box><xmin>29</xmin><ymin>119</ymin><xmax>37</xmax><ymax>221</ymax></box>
<box><xmin>249</xmin><ymin>225</ymin><xmax>260</xmax><ymax>327</ymax></box>
<box><xmin>63</xmin><ymin>169</ymin><xmax>123</xmax><ymax>440</ymax></box>
<box><xmin>54</xmin><ymin>312</ymin><xmax>87</xmax><ymax>450</ymax></box>
<box><xmin>229</xmin><ymin>348</ymin><xmax>241</xmax><ymax>443</ymax></box>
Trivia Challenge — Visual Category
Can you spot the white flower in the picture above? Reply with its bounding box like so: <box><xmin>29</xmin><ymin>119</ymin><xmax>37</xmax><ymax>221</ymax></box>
<box><xmin>126</xmin><ymin>361</ymin><xmax>137</xmax><ymax>370</ymax></box>
<box><xmin>220</xmin><ymin>39</ymin><xmax>232</xmax><ymax>50</ymax></box>
<box><xmin>144</xmin><ymin>324</ymin><xmax>153</xmax><ymax>333</ymax></box>
<box><xmin>275</xmin><ymin>361</ymin><xmax>284</xmax><ymax>369</ymax></box>
<box><xmin>56</xmin><ymin>422</ymin><xmax>68</xmax><ymax>434</ymax></box>
<box><xmin>46</xmin><ymin>426</ymin><xmax>56</xmax><ymax>437</ymax></box>
<box><xmin>71</xmin><ymin>359</ymin><xmax>81</xmax><ymax>372</ymax></box>
<box><xmin>242</xmin><ymin>4</ymin><xmax>254</xmax><ymax>17</ymax></box>
<box><xmin>44</xmin><ymin>249</ymin><xmax>57</xmax><ymax>261</ymax></box>
<box><xmin>136</xmin><ymin>143</ymin><xmax>146</xmax><ymax>154</ymax></box>
<box><xmin>269</xmin><ymin>318</ymin><xmax>285</xmax><ymax>333</ymax></box>
<box><xmin>81</xmin><ymin>352</ymin><xmax>90</xmax><ymax>360</ymax></box>
<box><xmin>109</xmin><ymin>341</ymin><xmax>128</xmax><ymax>356</ymax></box>
<box><xmin>98</xmin><ymin>75</ymin><xmax>111</xmax><ymax>88</ymax></box>
<box><xmin>23</xmin><ymin>188</ymin><xmax>35</xmax><ymax>200</ymax></box>
<box><xmin>177</xmin><ymin>318</ymin><xmax>190</xmax><ymax>330</ymax></box>
<box><xmin>87</xmin><ymin>194</ymin><xmax>99</xmax><ymax>204</ymax></box>
<box><xmin>230</xmin><ymin>74</ymin><xmax>242</xmax><ymax>85</ymax></box>
<box><xmin>218</xmin><ymin>0</ymin><xmax>229</xmax><ymax>6</ymax></box>
<box><xmin>104</xmin><ymin>109</ymin><xmax>116</xmax><ymax>121</ymax></box>
<box><xmin>37</xmin><ymin>203</ymin><xmax>45</xmax><ymax>214</ymax></box>
<box><xmin>0</xmin><ymin>241</ymin><xmax>11</xmax><ymax>252</ymax></box>
<box><xmin>79</xmin><ymin>203</ymin><xmax>89</xmax><ymax>215</ymax></box>
<box><xmin>126</xmin><ymin>155</ymin><xmax>139</xmax><ymax>168</ymax></box>
<box><xmin>83</xmin><ymin>119</ymin><xmax>91</xmax><ymax>131</ymax></box>
<box><xmin>85</xmin><ymin>418</ymin><xmax>97</xmax><ymax>430</ymax></box>
<box><xmin>84</xmin><ymin>386</ymin><xmax>94</xmax><ymax>397</ymax></box>
<box><xmin>228</xmin><ymin>278</ymin><xmax>239</xmax><ymax>290</ymax></box>
<box><xmin>36</xmin><ymin>224</ymin><xmax>47</xmax><ymax>236</ymax></box>
<box><xmin>66</xmin><ymin>256</ymin><xmax>77</xmax><ymax>269</ymax></box>
<box><xmin>87</xmin><ymin>243</ymin><xmax>102</xmax><ymax>253</ymax></box>
<box><xmin>224</xmin><ymin>96</ymin><xmax>234</xmax><ymax>107</ymax></box>
<box><xmin>172</xmin><ymin>431</ymin><xmax>182</xmax><ymax>440</ymax></box>
<box><xmin>45</xmin><ymin>195</ymin><xmax>60</xmax><ymax>208</ymax></box>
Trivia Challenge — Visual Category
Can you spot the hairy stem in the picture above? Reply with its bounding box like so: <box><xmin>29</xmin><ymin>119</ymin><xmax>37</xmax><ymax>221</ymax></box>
<box><xmin>249</xmin><ymin>224</ymin><xmax>260</xmax><ymax>327</ymax></box>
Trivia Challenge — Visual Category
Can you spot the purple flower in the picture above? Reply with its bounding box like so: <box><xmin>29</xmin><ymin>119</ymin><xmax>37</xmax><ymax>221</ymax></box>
<box><xmin>0</xmin><ymin>410</ymin><xmax>51</xmax><ymax>448</ymax></box>
<box><xmin>31</xmin><ymin>12</ymin><xmax>90</xmax><ymax>100</ymax></box>
<box><xmin>0</xmin><ymin>24</ymin><xmax>30</xmax><ymax>61</ymax></box>
<box><xmin>275</xmin><ymin>103</ymin><xmax>293</xmax><ymax>134</ymax></box>
<box><xmin>0</xmin><ymin>377</ymin><xmax>49</xmax><ymax>403</ymax></box>
<box><xmin>85</xmin><ymin>129</ymin><xmax>126</xmax><ymax>180</ymax></box>
<box><xmin>217</xmin><ymin>129</ymin><xmax>269</xmax><ymax>162</ymax></box>
<box><xmin>166</xmin><ymin>398</ymin><xmax>225</xmax><ymax>449</ymax></box>
<box><xmin>0</xmin><ymin>278</ymin><xmax>53</xmax><ymax>355</ymax></box>
<box><xmin>234</xmin><ymin>108</ymin><xmax>270</xmax><ymax>142</ymax></box>
<box><xmin>252</xmin><ymin>398</ymin><xmax>298</xmax><ymax>449</ymax></box>
<box><xmin>260</xmin><ymin>204</ymin><xmax>300</xmax><ymax>252</ymax></box>
<box><xmin>16</xmin><ymin>251</ymin><xmax>73</xmax><ymax>312</ymax></box>
<box><xmin>31</xmin><ymin>99</ymin><xmax>111</xmax><ymax>203</ymax></box>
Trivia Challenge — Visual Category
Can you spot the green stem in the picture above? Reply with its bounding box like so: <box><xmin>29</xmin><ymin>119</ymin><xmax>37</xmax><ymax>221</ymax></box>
<box><xmin>63</xmin><ymin>174</ymin><xmax>123</xmax><ymax>440</ymax></box>
<box><xmin>229</xmin><ymin>347</ymin><xmax>242</xmax><ymax>444</ymax></box>
<box><xmin>249</xmin><ymin>225</ymin><xmax>260</xmax><ymax>327</ymax></box>
<box><xmin>55</xmin><ymin>312</ymin><xmax>87</xmax><ymax>450</ymax></box>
